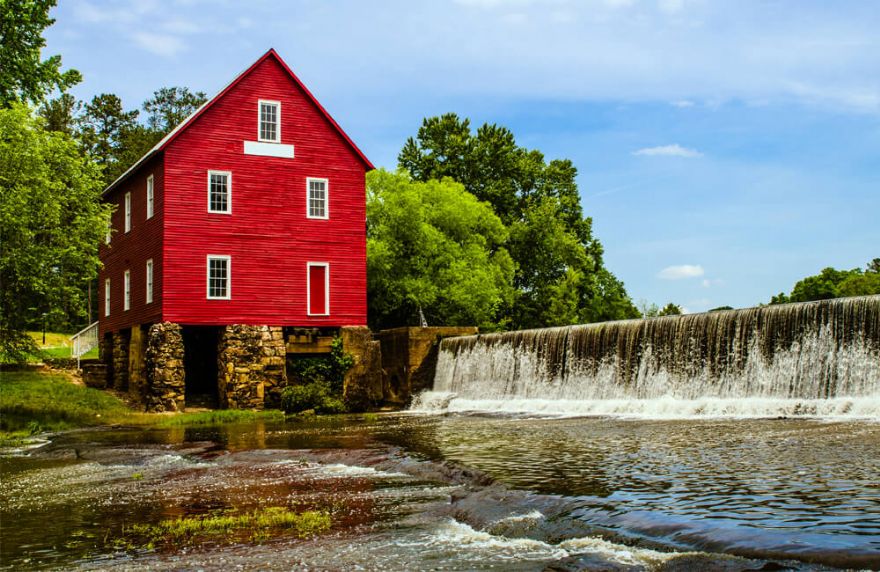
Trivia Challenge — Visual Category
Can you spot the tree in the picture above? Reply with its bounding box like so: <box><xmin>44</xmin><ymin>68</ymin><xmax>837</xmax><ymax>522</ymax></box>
<box><xmin>142</xmin><ymin>86</ymin><xmax>207</xmax><ymax>133</ymax></box>
<box><xmin>658</xmin><ymin>303</ymin><xmax>682</xmax><ymax>316</ymax></box>
<box><xmin>38</xmin><ymin>92</ymin><xmax>81</xmax><ymax>135</ymax></box>
<box><xmin>637</xmin><ymin>300</ymin><xmax>660</xmax><ymax>318</ymax></box>
<box><xmin>398</xmin><ymin>113</ymin><xmax>638</xmax><ymax>328</ymax></box>
<box><xmin>769</xmin><ymin>259</ymin><xmax>880</xmax><ymax>304</ymax></box>
<box><xmin>0</xmin><ymin>104</ymin><xmax>110</xmax><ymax>361</ymax></box>
<box><xmin>0</xmin><ymin>0</ymin><xmax>81</xmax><ymax>106</ymax></box>
<box><xmin>366</xmin><ymin>170</ymin><xmax>515</xmax><ymax>331</ymax></box>
<box><xmin>79</xmin><ymin>93</ymin><xmax>139</xmax><ymax>184</ymax></box>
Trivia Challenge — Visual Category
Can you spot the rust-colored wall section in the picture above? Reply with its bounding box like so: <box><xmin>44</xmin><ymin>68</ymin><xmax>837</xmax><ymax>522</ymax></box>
<box><xmin>99</xmin><ymin>154</ymin><xmax>165</xmax><ymax>335</ymax></box>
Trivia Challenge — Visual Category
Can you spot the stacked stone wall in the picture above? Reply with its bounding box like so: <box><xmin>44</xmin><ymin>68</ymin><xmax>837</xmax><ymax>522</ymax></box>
<box><xmin>218</xmin><ymin>325</ymin><xmax>287</xmax><ymax>410</ymax></box>
<box><xmin>144</xmin><ymin>322</ymin><xmax>185</xmax><ymax>412</ymax></box>
<box><xmin>111</xmin><ymin>330</ymin><xmax>130</xmax><ymax>391</ymax></box>
<box><xmin>341</xmin><ymin>326</ymin><xmax>384</xmax><ymax>411</ymax></box>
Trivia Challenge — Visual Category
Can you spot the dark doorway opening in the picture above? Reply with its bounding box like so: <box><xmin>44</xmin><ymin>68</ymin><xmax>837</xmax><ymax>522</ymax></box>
<box><xmin>182</xmin><ymin>326</ymin><xmax>220</xmax><ymax>408</ymax></box>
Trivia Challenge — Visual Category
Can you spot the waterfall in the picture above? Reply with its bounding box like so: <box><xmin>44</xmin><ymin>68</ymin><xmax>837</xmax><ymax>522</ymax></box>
<box><xmin>413</xmin><ymin>295</ymin><xmax>880</xmax><ymax>418</ymax></box>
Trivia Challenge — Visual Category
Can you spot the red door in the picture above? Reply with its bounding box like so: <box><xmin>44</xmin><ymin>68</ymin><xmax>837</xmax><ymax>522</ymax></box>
<box><xmin>308</xmin><ymin>263</ymin><xmax>327</xmax><ymax>315</ymax></box>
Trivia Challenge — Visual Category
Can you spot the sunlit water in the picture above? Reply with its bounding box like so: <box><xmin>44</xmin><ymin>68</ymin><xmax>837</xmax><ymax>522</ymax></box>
<box><xmin>2</xmin><ymin>415</ymin><xmax>878</xmax><ymax>570</ymax></box>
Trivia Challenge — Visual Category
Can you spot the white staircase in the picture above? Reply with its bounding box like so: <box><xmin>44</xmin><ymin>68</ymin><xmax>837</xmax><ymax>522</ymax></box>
<box><xmin>71</xmin><ymin>321</ymin><xmax>100</xmax><ymax>368</ymax></box>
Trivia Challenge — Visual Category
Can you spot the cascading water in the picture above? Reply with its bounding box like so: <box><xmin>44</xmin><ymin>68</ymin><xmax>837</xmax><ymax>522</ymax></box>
<box><xmin>414</xmin><ymin>295</ymin><xmax>880</xmax><ymax>418</ymax></box>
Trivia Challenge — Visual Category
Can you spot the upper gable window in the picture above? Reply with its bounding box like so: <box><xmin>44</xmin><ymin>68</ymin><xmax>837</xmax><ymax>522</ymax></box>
<box><xmin>259</xmin><ymin>100</ymin><xmax>280</xmax><ymax>143</ymax></box>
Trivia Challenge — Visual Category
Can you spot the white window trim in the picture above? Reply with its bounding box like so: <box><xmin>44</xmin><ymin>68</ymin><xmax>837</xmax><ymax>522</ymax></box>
<box><xmin>258</xmin><ymin>99</ymin><xmax>281</xmax><ymax>143</ymax></box>
<box><xmin>146</xmin><ymin>259</ymin><xmax>154</xmax><ymax>304</ymax></box>
<box><xmin>206</xmin><ymin>255</ymin><xmax>231</xmax><ymax>300</ymax></box>
<box><xmin>124</xmin><ymin>269</ymin><xmax>131</xmax><ymax>311</ymax></box>
<box><xmin>124</xmin><ymin>192</ymin><xmax>132</xmax><ymax>233</ymax></box>
<box><xmin>105</xmin><ymin>218</ymin><xmax>112</xmax><ymax>245</ymax></box>
<box><xmin>105</xmin><ymin>278</ymin><xmax>111</xmax><ymax>317</ymax></box>
<box><xmin>146</xmin><ymin>174</ymin><xmax>154</xmax><ymax>219</ymax></box>
<box><xmin>207</xmin><ymin>170</ymin><xmax>232</xmax><ymax>214</ymax></box>
<box><xmin>306</xmin><ymin>262</ymin><xmax>330</xmax><ymax>316</ymax></box>
<box><xmin>306</xmin><ymin>177</ymin><xmax>329</xmax><ymax>220</ymax></box>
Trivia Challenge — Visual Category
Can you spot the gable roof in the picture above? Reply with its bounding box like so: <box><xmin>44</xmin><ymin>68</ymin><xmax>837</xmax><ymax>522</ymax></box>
<box><xmin>102</xmin><ymin>48</ymin><xmax>373</xmax><ymax>197</ymax></box>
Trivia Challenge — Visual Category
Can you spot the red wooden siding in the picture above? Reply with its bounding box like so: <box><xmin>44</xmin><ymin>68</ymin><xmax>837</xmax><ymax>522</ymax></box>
<box><xmin>161</xmin><ymin>55</ymin><xmax>367</xmax><ymax>327</ymax></box>
<box><xmin>97</xmin><ymin>51</ymin><xmax>369</xmax><ymax>333</ymax></box>
<box><xmin>98</xmin><ymin>154</ymin><xmax>165</xmax><ymax>335</ymax></box>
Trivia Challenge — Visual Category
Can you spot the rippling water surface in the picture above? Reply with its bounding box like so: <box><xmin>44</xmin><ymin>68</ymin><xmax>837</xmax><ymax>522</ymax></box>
<box><xmin>2</xmin><ymin>415</ymin><xmax>878</xmax><ymax>570</ymax></box>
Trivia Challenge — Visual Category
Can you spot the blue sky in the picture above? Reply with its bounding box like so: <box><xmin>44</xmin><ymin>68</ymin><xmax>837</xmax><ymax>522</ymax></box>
<box><xmin>45</xmin><ymin>0</ymin><xmax>880</xmax><ymax>312</ymax></box>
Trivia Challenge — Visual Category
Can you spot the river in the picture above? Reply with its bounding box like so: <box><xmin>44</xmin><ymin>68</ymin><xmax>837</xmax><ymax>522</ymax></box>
<box><xmin>2</xmin><ymin>413</ymin><xmax>878</xmax><ymax>570</ymax></box>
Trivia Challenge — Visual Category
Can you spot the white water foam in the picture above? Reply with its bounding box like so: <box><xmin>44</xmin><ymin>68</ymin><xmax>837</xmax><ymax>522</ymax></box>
<box><xmin>416</xmin><ymin>297</ymin><xmax>880</xmax><ymax>420</ymax></box>
<box><xmin>426</xmin><ymin>519</ymin><xmax>691</xmax><ymax>566</ymax></box>
<box><xmin>411</xmin><ymin>392</ymin><xmax>880</xmax><ymax>419</ymax></box>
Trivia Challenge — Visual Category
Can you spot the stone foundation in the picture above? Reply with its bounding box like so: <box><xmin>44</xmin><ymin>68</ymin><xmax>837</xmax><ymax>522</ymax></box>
<box><xmin>111</xmin><ymin>330</ymin><xmax>130</xmax><ymax>391</ymax></box>
<box><xmin>82</xmin><ymin>363</ymin><xmax>108</xmax><ymax>389</ymax></box>
<box><xmin>377</xmin><ymin>327</ymin><xmax>478</xmax><ymax>405</ymax></box>
<box><xmin>144</xmin><ymin>322</ymin><xmax>185</xmax><ymax>412</ymax></box>
<box><xmin>218</xmin><ymin>325</ymin><xmax>287</xmax><ymax>410</ymax></box>
<box><xmin>341</xmin><ymin>326</ymin><xmax>384</xmax><ymax>411</ymax></box>
<box><xmin>128</xmin><ymin>325</ymin><xmax>147</xmax><ymax>404</ymax></box>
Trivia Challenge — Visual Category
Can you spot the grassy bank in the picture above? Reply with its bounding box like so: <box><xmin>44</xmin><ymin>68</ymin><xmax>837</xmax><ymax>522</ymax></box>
<box><xmin>0</xmin><ymin>370</ymin><xmax>284</xmax><ymax>446</ymax></box>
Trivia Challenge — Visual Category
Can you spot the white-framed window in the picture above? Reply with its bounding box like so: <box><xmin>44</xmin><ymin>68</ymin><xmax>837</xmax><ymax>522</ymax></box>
<box><xmin>124</xmin><ymin>192</ymin><xmax>132</xmax><ymax>232</ymax></box>
<box><xmin>124</xmin><ymin>269</ymin><xmax>131</xmax><ymax>311</ymax></box>
<box><xmin>307</xmin><ymin>262</ymin><xmax>329</xmax><ymax>316</ymax></box>
<box><xmin>207</xmin><ymin>255</ymin><xmax>231</xmax><ymax>299</ymax></box>
<box><xmin>258</xmin><ymin>100</ymin><xmax>280</xmax><ymax>142</ymax></box>
<box><xmin>146</xmin><ymin>259</ymin><xmax>154</xmax><ymax>304</ymax></box>
<box><xmin>146</xmin><ymin>175</ymin><xmax>154</xmax><ymax>219</ymax></box>
<box><xmin>104</xmin><ymin>278</ymin><xmax>111</xmax><ymax>317</ymax></box>
<box><xmin>307</xmin><ymin>178</ymin><xmax>328</xmax><ymax>219</ymax></box>
<box><xmin>207</xmin><ymin>171</ymin><xmax>231</xmax><ymax>214</ymax></box>
<box><xmin>105</xmin><ymin>218</ymin><xmax>112</xmax><ymax>245</ymax></box>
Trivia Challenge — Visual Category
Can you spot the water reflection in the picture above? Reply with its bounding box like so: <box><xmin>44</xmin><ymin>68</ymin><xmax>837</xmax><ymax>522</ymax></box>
<box><xmin>1</xmin><ymin>414</ymin><xmax>878</xmax><ymax>570</ymax></box>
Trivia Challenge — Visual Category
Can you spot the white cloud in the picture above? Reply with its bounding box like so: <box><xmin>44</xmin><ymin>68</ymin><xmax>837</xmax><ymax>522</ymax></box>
<box><xmin>132</xmin><ymin>32</ymin><xmax>187</xmax><ymax>57</ymax></box>
<box><xmin>671</xmin><ymin>99</ymin><xmax>695</xmax><ymax>108</ymax></box>
<box><xmin>701</xmin><ymin>278</ymin><xmax>724</xmax><ymax>288</ymax></box>
<box><xmin>633</xmin><ymin>144</ymin><xmax>703</xmax><ymax>158</ymax></box>
<box><xmin>658</xmin><ymin>265</ymin><xmax>705</xmax><ymax>280</ymax></box>
<box><xmin>658</xmin><ymin>0</ymin><xmax>686</xmax><ymax>14</ymax></box>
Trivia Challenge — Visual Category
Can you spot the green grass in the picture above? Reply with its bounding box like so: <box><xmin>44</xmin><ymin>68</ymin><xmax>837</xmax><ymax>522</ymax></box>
<box><xmin>0</xmin><ymin>370</ymin><xmax>288</xmax><ymax>446</ymax></box>
<box><xmin>0</xmin><ymin>371</ymin><xmax>135</xmax><ymax>438</ymax></box>
<box><xmin>154</xmin><ymin>409</ymin><xmax>285</xmax><ymax>426</ymax></box>
<box><xmin>128</xmin><ymin>507</ymin><xmax>331</xmax><ymax>545</ymax></box>
<box><xmin>0</xmin><ymin>331</ymin><xmax>100</xmax><ymax>362</ymax></box>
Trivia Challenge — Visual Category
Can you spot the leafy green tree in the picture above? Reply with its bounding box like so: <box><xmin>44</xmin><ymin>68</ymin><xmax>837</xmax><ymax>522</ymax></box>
<box><xmin>709</xmin><ymin>306</ymin><xmax>734</xmax><ymax>312</ymax></box>
<box><xmin>0</xmin><ymin>104</ymin><xmax>110</xmax><ymax>361</ymax></box>
<box><xmin>79</xmin><ymin>93</ymin><xmax>140</xmax><ymax>184</ymax></box>
<box><xmin>366</xmin><ymin>170</ymin><xmax>515</xmax><ymax>330</ymax></box>
<box><xmin>399</xmin><ymin>113</ymin><xmax>637</xmax><ymax>328</ymax></box>
<box><xmin>38</xmin><ymin>92</ymin><xmax>81</xmax><ymax>134</ymax></box>
<box><xmin>637</xmin><ymin>300</ymin><xmax>660</xmax><ymax>318</ymax></box>
<box><xmin>0</xmin><ymin>0</ymin><xmax>81</xmax><ymax>106</ymax></box>
<box><xmin>658</xmin><ymin>303</ymin><xmax>683</xmax><ymax>316</ymax></box>
<box><xmin>142</xmin><ymin>86</ymin><xmax>207</xmax><ymax>133</ymax></box>
<box><xmin>769</xmin><ymin>259</ymin><xmax>880</xmax><ymax>304</ymax></box>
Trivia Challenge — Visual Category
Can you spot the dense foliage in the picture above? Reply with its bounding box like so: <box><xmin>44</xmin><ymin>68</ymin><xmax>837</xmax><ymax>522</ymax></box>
<box><xmin>282</xmin><ymin>338</ymin><xmax>354</xmax><ymax>414</ymax></box>
<box><xmin>0</xmin><ymin>0</ymin><xmax>80</xmax><ymax>106</ymax></box>
<box><xmin>0</xmin><ymin>105</ymin><xmax>110</xmax><ymax>361</ymax></box>
<box><xmin>770</xmin><ymin>259</ymin><xmax>880</xmax><ymax>304</ymax></box>
<box><xmin>397</xmin><ymin>114</ymin><xmax>639</xmax><ymax>329</ymax></box>
<box><xmin>367</xmin><ymin>170</ymin><xmax>515</xmax><ymax>330</ymax></box>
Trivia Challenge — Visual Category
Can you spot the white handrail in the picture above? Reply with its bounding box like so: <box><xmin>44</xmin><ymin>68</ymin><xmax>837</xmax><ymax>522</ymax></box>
<box><xmin>71</xmin><ymin>321</ymin><xmax>100</xmax><ymax>369</ymax></box>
